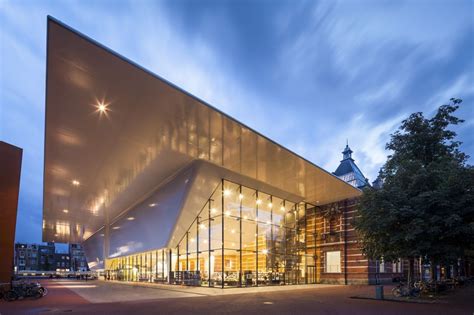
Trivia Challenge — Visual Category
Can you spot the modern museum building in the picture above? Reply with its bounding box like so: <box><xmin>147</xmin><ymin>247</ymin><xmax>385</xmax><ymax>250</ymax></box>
<box><xmin>43</xmin><ymin>17</ymin><xmax>392</xmax><ymax>288</ymax></box>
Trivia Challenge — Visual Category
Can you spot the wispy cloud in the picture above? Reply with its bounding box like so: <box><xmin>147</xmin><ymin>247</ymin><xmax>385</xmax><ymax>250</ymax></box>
<box><xmin>1</xmin><ymin>0</ymin><xmax>473</xmax><ymax>243</ymax></box>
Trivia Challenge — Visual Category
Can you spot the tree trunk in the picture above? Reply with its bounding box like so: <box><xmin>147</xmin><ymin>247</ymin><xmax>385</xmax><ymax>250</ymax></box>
<box><xmin>408</xmin><ymin>257</ymin><xmax>415</xmax><ymax>287</ymax></box>
<box><xmin>430</xmin><ymin>261</ymin><xmax>437</xmax><ymax>281</ymax></box>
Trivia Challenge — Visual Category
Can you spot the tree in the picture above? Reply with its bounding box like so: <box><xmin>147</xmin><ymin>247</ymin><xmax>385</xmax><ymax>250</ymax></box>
<box><xmin>355</xmin><ymin>98</ymin><xmax>474</xmax><ymax>285</ymax></box>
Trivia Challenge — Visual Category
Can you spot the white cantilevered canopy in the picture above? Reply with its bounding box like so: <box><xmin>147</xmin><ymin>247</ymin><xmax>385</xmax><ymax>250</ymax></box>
<box><xmin>43</xmin><ymin>16</ymin><xmax>361</xmax><ymax>244</ymax></box>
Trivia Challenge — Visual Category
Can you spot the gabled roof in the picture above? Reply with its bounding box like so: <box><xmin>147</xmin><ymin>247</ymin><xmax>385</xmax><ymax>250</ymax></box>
<box><xmin>333</xmin><ymin>144</ymin><xmax>368</xmax><ymax>188</ymax></box>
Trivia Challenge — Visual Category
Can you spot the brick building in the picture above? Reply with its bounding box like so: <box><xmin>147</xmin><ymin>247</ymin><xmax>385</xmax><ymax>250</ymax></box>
<box><xmin>14</xmin><ymin>242</ymin><xmax>88</xmax><ymax>272</ymax></box>
<box><xmin>328</xmin><ymin>144</ymin><xmax>403</xmax><ymax>284</ymax></box>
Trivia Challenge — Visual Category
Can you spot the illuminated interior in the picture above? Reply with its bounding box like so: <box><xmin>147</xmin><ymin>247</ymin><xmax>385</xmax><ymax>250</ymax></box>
<box><xmin>105</xmin><ymin>179</ymin><xmax>321</xmax><ymax>287</ymax></box>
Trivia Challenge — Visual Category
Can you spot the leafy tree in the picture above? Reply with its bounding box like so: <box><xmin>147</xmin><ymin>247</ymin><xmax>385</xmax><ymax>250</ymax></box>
<box><xmin>355</xmin><ymin>98</ymin><xmax>474</xmax><ymax>285</ymax></box>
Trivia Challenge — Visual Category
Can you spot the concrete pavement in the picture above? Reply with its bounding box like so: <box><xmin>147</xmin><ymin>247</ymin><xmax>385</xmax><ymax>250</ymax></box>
<box><xmin>1</xmin><ymin>279</ymin><xmax>473</xmax><ymax>315</ymax></box>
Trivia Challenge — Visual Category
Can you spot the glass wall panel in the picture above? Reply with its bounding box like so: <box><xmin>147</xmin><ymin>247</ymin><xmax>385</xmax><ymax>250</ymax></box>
<box><xmin>285</xmin><ymin>204</ymin><xmax>297</xmax><ymax>229</ymax></box>
<box><xmin>241</xmin><ymin>186</ymin><xmax>256</xmax><ymax>221</ymax></box>
<box><xmin>258</xmin><ymin>192</ymin><xmax>272</xmax><ymax>225</ymax></box>
<box><xmin>241</xmin><ymin>219</ymin><xmax>256</xmax><ymax>251</ymax></box>
<box><xmin>257</xmin><ymin>222</ymin><xmax>271</xmax><ymax>252</ymax></box>
<box><xmin>210</xmin><ymin>249</ymin><xmax>222</xmax><ymax>287</ymax></box>
<box><xmin>257</xmin><ymin>251</ymin><xmax>270</xmax><ymax>285</ymax></box>
<box><xmin>224</xmin><ymin>216</ymin><xmax>240</xmax><ymax>250</ymax></box>
<box><xmin>188</xmin><ymin>221</ymin><xmax>198</xmax><ymax>253</ymax></box>
<box><xmin>273</xmin><ymin>224</ymin><xmax>286</xmax><ymax>256</ymax></box>
<box><xmin>223</xmin><ymin>182</ymin><xmax>240</xmax><ymax>217</ymax></box>
<box><xmin>198</xmin><ymin>219</ymin><xmax>210</xmax><ymax>251</ymax></box>
<box><xmin>241</xmin><ymin>250</ymin><xmax>257</xmax><ymax>286</ymax></box>
<box><xmin>104</xmin><ymin>179</ymin><xmax>316</xmax><ymax>288</ymax></box>
<box><xmin>210</xmin><ymin>215</ymin><xmax>222</xmax><ymax>250</ymax></box>
<box><xmin>198</xmin><ymin>250</ymin><xmax>211</xmax><ymax>287</ymax></box>
<box><xmin>223</xmin><ymin>249</ymin><xmax>240</xmax><ymax>287</ymax></box>
<box><xmin>210</xmin><ymin>185</ymin><xmax>222</xmax><ymax>219</ymax></box>
<box><xmin>272</xmin><ymin>197</ymin><xmax>285</xmax><ymax>226</ymax></box>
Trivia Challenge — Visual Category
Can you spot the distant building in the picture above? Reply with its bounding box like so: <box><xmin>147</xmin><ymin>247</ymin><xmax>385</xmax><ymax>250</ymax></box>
<box><xmin>14</xmin><ymin>242</ymin><xmax>88</xmax><ymax>272</ymax></box>
<box><xmin>372</xmin><ymin>174</ymin><xmax>384</xmax><ymax>189</ymax></box>
<box><xmin>69</xmin><ymin>244</ymin><xmax>88</xmax><ymax>272</ymax></box>
<box><xmin>333</xmin><ymin>143</ymin><xmax>369</xmax><ymax>188</ymax></box>
<box><xmin>38</xmin><ymin>242</ymin><xmax>56</xmax><ymax>271</ymax></box>
<box><xmin>14</xmin><ymin>243</ymin><xmax>39</xmax><ymax>271</ymax></box>
<box><xmin>54</xmin><ymin>253</ymin><xmax>70</xmax><ymax>272</ymax></box>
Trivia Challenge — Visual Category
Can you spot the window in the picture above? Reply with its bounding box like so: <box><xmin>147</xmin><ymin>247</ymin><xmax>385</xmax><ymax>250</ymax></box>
<box><xmin>325</xmin><ymin>251</ymin><xmax>341</xmax><ymax>273</ymax></box>
<box><xmin>378</xmin><ymin>258</ymin><xmax>385</xmax><ymax>273</ymax></box>
<box><xmin>392</xmin><ymin>259</ymin><xmax>402</xmax><ymax>273</ymax></box>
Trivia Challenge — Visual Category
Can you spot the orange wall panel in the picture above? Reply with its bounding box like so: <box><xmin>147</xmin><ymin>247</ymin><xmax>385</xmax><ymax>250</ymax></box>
<box><xmin>0</xmin><ymin>141</ymin><xmax>22</xmax><ymax>284</ymax></box>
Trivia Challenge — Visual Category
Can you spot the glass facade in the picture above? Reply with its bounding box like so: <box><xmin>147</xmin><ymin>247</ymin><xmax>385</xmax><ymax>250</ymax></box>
<box><xmin>105</xmin><ymin>179</ymin><xmax>318</xmax><ymax>288</ymax></box>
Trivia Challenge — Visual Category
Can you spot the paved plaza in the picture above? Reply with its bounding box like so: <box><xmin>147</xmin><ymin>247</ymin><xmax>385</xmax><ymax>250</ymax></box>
<box><xmin>1</xmin><ymin>279</ymin><xmax>474</xmax><ymax>315</ymax></box>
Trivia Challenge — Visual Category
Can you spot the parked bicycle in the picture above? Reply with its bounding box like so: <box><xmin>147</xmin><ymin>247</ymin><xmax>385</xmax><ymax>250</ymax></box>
<box><xmin>391</xmin><ymin>282</ymin><xmax>421</xmax><ymax>298</ymax></box>
<box><xmin>3</xmin><ymin>281</ymin><xmax>47</xmax><ymax>301</ymax></box>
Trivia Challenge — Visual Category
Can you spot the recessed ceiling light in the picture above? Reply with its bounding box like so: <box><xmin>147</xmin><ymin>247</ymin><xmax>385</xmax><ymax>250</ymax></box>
<box><xmin>112</xmin><ymin>226</ymin><xmax>120</xmax><ymax>230</ymax></box>
<box><xmin>149</xmin><ymin>203</ymin><xmax>157</xmax><ymax>207</ymax></box>
<box><xmin>95</xmin><ymin>101</ymin><xmax>110</xmax><ymax>115</ymax></box>
<box><xmin>72</xmin><ymin>180</ymin><xmax>80</xmax><ymax>186</ymax></box>
<box><xmin>63</xmin><ymin>209</ymin><xmax>69</xmax><ymax>213</ymax></box>
<box><xmin>127</xmin><ymin>217</ymin><xmax>135</xmax><ymax>221</ymax></box>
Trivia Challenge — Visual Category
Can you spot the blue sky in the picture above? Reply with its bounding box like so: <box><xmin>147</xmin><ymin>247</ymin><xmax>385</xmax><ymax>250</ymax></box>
<box><xmin>1</xmin><ymin>0</ymin><xmax>473</xmax><ymax>244</ymax></box>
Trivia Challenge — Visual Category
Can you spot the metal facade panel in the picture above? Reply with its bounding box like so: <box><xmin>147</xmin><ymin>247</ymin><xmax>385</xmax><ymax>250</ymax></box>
<box><xmin>43</xmin><ymin>17</ymin><xmax>361</xmax><ymax>244</ymax></box>
<box><xmin>0</xmin><ymin>141</ymin><xmax>23</xmax><ymax>283</ymax></box>
<box><xmin>108</xmin><ymin>166</ymin><xmax>195</xmax><ymax>258</ymax></box>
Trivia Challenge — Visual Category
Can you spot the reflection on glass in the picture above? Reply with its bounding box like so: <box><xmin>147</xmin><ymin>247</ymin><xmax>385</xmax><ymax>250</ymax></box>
<box><xmin>105</xmin><ymin>179</ymin><xmax>317</xmax><ymax>287</ymax></box>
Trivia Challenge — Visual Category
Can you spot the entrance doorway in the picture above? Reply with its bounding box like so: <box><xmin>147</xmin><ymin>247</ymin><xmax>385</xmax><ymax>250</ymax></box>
<box><xmin>306</xmin><ymin>266</ymin><xmax>316</xmax><ymax>284</ymax></box>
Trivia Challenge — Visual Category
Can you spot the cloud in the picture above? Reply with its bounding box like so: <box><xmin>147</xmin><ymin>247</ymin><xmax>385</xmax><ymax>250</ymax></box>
<box><xmin>1</xmin><ymin>0</ymin><xmax>472</xmax><ymax>244</ymax></box>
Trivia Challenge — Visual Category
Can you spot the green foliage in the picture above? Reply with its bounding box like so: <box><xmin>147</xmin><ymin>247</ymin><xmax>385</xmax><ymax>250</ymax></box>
<box><xmin>355</xmin><ymin>98</ymin><xmax>474</xmax><ymax>264</ymax></box>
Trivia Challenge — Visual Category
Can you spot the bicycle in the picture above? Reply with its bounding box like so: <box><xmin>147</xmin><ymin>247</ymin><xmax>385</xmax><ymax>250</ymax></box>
<box><xmin>3</xmin><ymin>281</ymin><xmax>46</xmax><ymax>301</ymax></box>
<box><xmin>391</xmin><ymin>282</ymin><xmax>421</xmax><ymax>298</ymax></box>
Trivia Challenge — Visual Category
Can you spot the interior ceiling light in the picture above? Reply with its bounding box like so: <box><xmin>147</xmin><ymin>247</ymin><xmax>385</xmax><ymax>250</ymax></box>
<box><xmin>127</xmin><ymin>217</ymin><xmax>135</xmax><ymax>221</ymax></box>
<box><xmin>280</xmin><ymin>206</ymin><xmax>285</xmax><ymax>211</ymax></box>
<box><xmin>72</xmin><ymin>179</ymin><xmax>80</xmax><ymax>186</ymax></box>
<box><xmin>63</xmin><ymin>209</ymin><xmax>69</xmax><ymax>213</ymax></box>
<box><xmin>268</xmin><ymin>203</ymin><xmax>272</xmax><ymax>208</ymax></box>
<box><xmin>239</xmin><ymin>194</ymin><xmax>244</xmax><ymax>200</ymax></box>
<box><xmin>256</xmin><ymin>199</ymin><xmax>262</xmax><ymax>205</ymax></box>
<box><xmin>149</xmin><ymin>203</ymin><xmax>157</xmax><ymax>207</ymax></box>
<box><xmin>223</xmin><ymin>189</ymin><xmax>231</xmax><ymax>196</ymax></box>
